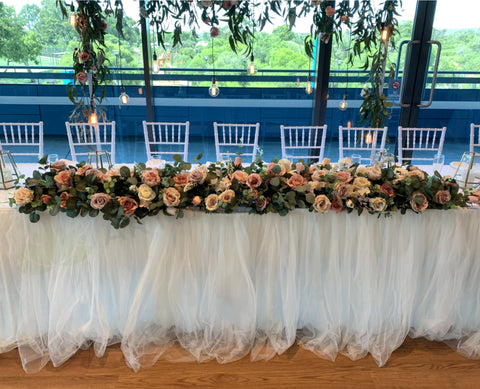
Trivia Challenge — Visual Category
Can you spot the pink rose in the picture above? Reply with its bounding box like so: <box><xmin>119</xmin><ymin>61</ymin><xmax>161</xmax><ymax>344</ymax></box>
<box><xmin>117</xmin><ymin>196</ymin><xmax>138</xmax><ymax>216</ymax></box>
<box><xmin>223</xmin><ymin>0</ymin><xmax>233</xmax><ymax>10</ymax></box>
<box><xmin>76</xmin><ymin>71</ymin><xmax>88</xmax><ymax>83</ymax></box>
<box><xmin>189</xmin><ymin>165</ymin><xmax>208</xmax><ymax>184</ymax></box>
<box><xmin>295</xmin><ymin>162</ymin><xmax>305</xmax><ymax>173</ymax></box>
<box><xmin>142</xmin><ymin>168</ymin><xmax>161</xmax><ymax>186</ymax></box>
<box><xmin>333</xmin><ymin>183</ymin><xmax>349</xmax><ymax>199</ymax></box>
<box><xmin>341</xmin><ymin>15</ymin><xmax>348</xmax><ymax>22</ymax></box>
<box><xmin>255</xmin><ymin>197</ymin><xmax>269</xmax><ymax>211</ymax></box>
<box><xmin>90</xmin><ymin>193</ymin><xmax>111</xmax><ymax>210</ymax></box>
<box><xmin>410</xmin><ymin>193</ymin><xmax>428</xmax><ymax>212</ymax></box>
<box><xmin>163</xmin><ymin>187</ymin><xmax>181</xmax><ymax>207</ymax></box>
<box><xmin>434</xmin><ymin>190</ymin><xmax>451</xmax><ymax>205</ymax></box>
<box><xmin>102</xmin><ymin>168</ymin><xmax>120</xmax><ymax>181</ymax></box>
<box><xmin>336</xmin><ymin>171</ymin><xmax>353</xmax><ymax>183</ymax></box>
<box><xmin>100</xmin><ymin>21</ymin><xmax>108</xmax><ymax>31</ymax></box>
<box><xmin>231</xmin><ymin>170</ymin><xmax>248</xmax><ymax>184</ymax></box>
<box><xmin>77</xmin><ymin>51</ymin><xmax>90</xmax><ymax>63</ymax></box>
<box><xmin>210</xmin><ymin>27</ymin><xmax>219</xmax><ymax>38</ymax></box>
<box><xmin>266</xmin><ymin>162</ymin><xmax>286</xmax><ymax>177</ymax></box>
<box><xmin>54</xmin><ymin>170</ymin><xmax>74</xmax><ymax>188</ymax></box>
<box><xmin>85</xmin><ymin>168</ymin><xmax>104</xmax><ymax>181</ymax></box>
<box><xmin>330</xmin><ymin>197</ymin><xmax>343</xmax><ymax>213</ymax></box>
<box><xmin>325</xmin><ymin>5</ymin><xmax>335</xmax><ymax>17</ymax></box>
<box><xmin>287</xmin><ymin>173</ymin><xmax>308</xmax><ymax>189</ymax></box>
<box><xmin>246</xmin><ymin>173</ymin><xmax>262</xmax><ymax>189</ymax></box>
<box><xmin>40</xmin><ymin>194</ymin><xmax>52</xmax><ymax>205</ymax></box>
<box><xmin>50</xmin><ymin>160</ymin><xmax>68</xmax><ymax>171</ymax></box>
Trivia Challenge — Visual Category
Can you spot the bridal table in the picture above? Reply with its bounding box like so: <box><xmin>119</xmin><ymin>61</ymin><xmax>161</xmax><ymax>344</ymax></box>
<box><xmin>1</xmin><ymin>200</ymin><xmax>480</xmax><ymax>373</ymax></box>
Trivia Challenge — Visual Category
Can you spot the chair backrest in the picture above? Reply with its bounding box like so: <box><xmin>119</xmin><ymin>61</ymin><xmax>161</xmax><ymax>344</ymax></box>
<box><xmin>0</xmin><ymin>122</ymin><xmax>43</xmax><ymax>159</ymax></box>
<box><xmin>65</xmin><ymin>122</ymin><xmax>116</xmax><ymax>164</ymax></box>
<box><xmin>470</xmin><ymin>123</ymin><xmax>480</xmax><ymax>153</ymax></box>
<box><xmin>214</xmin><ymin>122</ymin><xmax>260</xmax><ymax>163</ymax></box>
<box><xmin>143</xmin><ymin>121</ymin><xmax>190</xmax><ymax>163</ymax></box>
<box><xmin>397</xmin><ymin>126</ymin><xmax>446</xmax><ymax>164</ymax></box>
<box><xmin>338</xmin><ymin>126</ymin><xmax>388</xmax><ymax>163</ymax></box>
<box><xmin>280</xmin><ymin>124</ymin><xmax>328</xmax><ymax>162</ymax></box>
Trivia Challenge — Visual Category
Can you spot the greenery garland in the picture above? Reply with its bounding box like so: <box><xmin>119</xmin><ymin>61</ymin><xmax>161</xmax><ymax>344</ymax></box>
<box><xmin>58</xmin><ymin>0</ymin><xmax>402</xmax><ymax>127</ymax></box>
<box><xmin>10</xmin><ymin>155</ymin><xmax>469</xmax><ymax>229</ymax></box>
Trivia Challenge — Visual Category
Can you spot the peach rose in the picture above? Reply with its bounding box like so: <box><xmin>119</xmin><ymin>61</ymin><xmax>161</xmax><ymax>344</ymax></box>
<box><xmin>142</xmin><ymin>168</ymin><xmax>161</xmax><ymax>186</ymax></box>
<box><xmin>353</xmin><ymin>177</ymin><xmax>371</xmax><ymax>189</ymax></box>
<box><xmin>60</xmin><ymin>191</ymin><xmax>72</xmax><ymax>208</ymax></box>
<box><xmin>380</xmin><ymin>183</ymin><xmax>395</xmax><ymax>198</ymax></box>
<box><xmin>295</xmin><ymin>162</ymin><xmax>305</xmax><ymax>173</ymax></box>
<box><xmin>365</xmin><ymin>166</ymin><xmax>382</xmax><ymax>181</ymax></box>
<box><xmin>216</xmin><ymin>177</ymin><xmax>232</xmax><ymax>192</ymax></box>
<box><xmin>246</xmin><ymin>173</ymin><xmax>262</xmax><ymax>189</ymax></box>
<box><xmin>90</xmin><ymin>192</ymin><xmax>111</xmax><ymax>210</ymax></box>
<box><xmin>252</xmin><ymin>189</ymin><xmax>258</xmax><ymax>200</ymax></box>
<box><xmin>312</xmin><ymin>169</ymin><xmax>327</xmax><ymax>181</ymax></box>
<box><xmin>102</xmin><ymin>168</ymin><xmax>120</xmax><ymax>181</ymax></box>
<box><xmin>77</xmin><ymin>164</ymin><xmax>93</xmax><ymax>176</ymax></box>
<box><xmin>40</xmin><ymin>194</ymin><xmax>52</xmax><ymax>205</ymax></box>
<box><xmin>117</xmin><ymin>196</ymin><xmax>138</xmax><ymax>216</ymax></box>
<box><xmin>313</xmin><ymin>194</ymin><xmax>331</xmax><ymax>213</ymax></box>
<box><xmin>321</xmin><ymin>158</ymin><xmax>330</xmax><ymax>165</ymax></box>
<box><xmin>255</xmin><ymin>197</ymin><xmax>269</xmax><ymax>211</ymax></box>
<box><xmin>174</xmin><ymin>173</ymin><xmax>190</xmax><ymax>187</ymax></box>
<box><xmin>234</xmin><ymin>157</ymin><xmax>242</xmax><ymax>167</ymax></box>
<box><xmin>278</xmin><ymin>159</ymin><xmax>292</xmax><ymax>173</ymax></box>
<box><xmin>369</xmin><ymin>197</ymin><xmax>387</xmax><ymax>212</ymax></box>
<box><xmin>54</xmin><ymin>170</ymin><xmax>73</xmax><ymax>188</ymax></box>
<box><xmin>231</xmin><ymin>170</ymin><xmax>248</xmax><ymax>184</ymax></box>
<box><xmin>219</xmin><ymin>189</ymin><xmax>235</xmax><ymax>204</ymax></box>
<box><xmin>407</xmin><ymin>169</ymin><xmax>425</xmax><ymax>181</ymax></box>
<box><xmin>287</xmin><ymin>173</ymin><xmax>308</xmax><ymax>189</ymax></box>
<box><xmin>14</xmin><ymin>188</ymin><xmax>34</xmax><ymax>205</ymax></box>
<box><xmin>189</xmin><ymin>165</ymin><xmax>208</xmax><ymax>184</ymax></box>
<box><xmin>330</xmin><ymin>197</ymin><xmax>343</xmax><ymax>213</ymax></box>
<box><xmin>191</xmin><ymin>196</ymin><xmax>202</xmax><ymax>206</ymax></box>
<box><xmin>163</xmin><ymin>187</ymin><xmax>181</xmax><ymax>207</ymax></box>
<box><xmin>205</xmin><ymin>193</ymin><xmax>219</xmax><ymax>211</ymax></box>
<box><xmin>434</xmin><ymin>190</ymin><xmax>451</xmax><ymax>205</ymax></box>
<box><xmin>410</xmin><ymin>193</ymin><xmax>428</xmax><ymax>212</ymax></box>
<box><xmin>336</xmin><ymin>171</ymin><xmax>353</xmax><ymax>183</ymax></box>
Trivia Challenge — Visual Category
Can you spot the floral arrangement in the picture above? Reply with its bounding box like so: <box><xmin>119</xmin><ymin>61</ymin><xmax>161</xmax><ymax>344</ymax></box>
<box><xmin>10</xmin><ymin>155</ymin><xmax>469</xmax><ymax>229</ymax></box>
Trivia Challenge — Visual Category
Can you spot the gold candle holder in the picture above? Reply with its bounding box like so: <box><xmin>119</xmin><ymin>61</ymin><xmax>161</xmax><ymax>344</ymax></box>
<box><xmin>0</xmin><ymin>150</ymin><xmax>20</xmax><ymax>190</ymax></box>
<box><xmin>87</xmin><ymin>150</ymin><xmax>113</xmax><ymax>170</ymax></box>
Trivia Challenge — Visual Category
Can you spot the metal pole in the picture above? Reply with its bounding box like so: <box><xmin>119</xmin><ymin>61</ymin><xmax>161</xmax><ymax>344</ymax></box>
<box><xmin>139</xmin><ymin>0</ymin><xmax>154</xmax><ymax>122</ymax></box>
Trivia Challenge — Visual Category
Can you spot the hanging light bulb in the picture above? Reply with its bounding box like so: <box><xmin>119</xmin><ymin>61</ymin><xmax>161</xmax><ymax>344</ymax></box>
<box><xmin>88</xmin><ymin>110</ymin><xmax>98</xmax><ymax>124</ymax></box>
<box><xmin>247</xmin><ymin>54</ymin><xmax>257</xmax><ymax>75</ymax></box>
<box><xmin>339</xmin><ymin>93</ymin><xmax>348</xmax><ymax>111</ymax></box>
<box><xmin>69</xmin><ymin>4</ymin><xmax>77</xmax><ymax>26</ymax></box>
<box><xmin>152</xmin><ymin>50</ymin><xmax>159</xmax><ymax>74</ymax></box>
<box><xmin>119</xmin><ymin>85</ymin><xmax>129</xmax><ymax>105</ymax></box>
<box><xmin>209</xmin><ymin>76</ymin><xmax>219</xmax><ymax>97</ymax></box>
<box><xmin>305</xmin><ymin>74</ymin><xmax>313</xmax><ymax>95</ymax></box>
<box><xmin>381</xmin><ymin>26</ymin><xmax>389</xmax><ymax>42</ymax></box>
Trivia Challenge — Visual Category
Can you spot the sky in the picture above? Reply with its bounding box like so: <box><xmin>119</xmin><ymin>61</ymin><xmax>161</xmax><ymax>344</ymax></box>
<box><xmin>3</xmin><ymin>0</ymin><xmax>480</xmax><ymax>31</ymax></box>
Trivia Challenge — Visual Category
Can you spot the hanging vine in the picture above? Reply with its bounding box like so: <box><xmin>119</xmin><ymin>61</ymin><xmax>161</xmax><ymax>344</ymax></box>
<box><xmin>58</xmin><ymin>0</ymin><xmax>402</xmax><ymax>127</ymax></box>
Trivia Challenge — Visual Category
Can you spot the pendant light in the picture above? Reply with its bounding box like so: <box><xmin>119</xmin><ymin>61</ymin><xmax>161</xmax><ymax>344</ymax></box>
<box><xmin>247</xmin><ymin>4</ymin><xmax>257</xmax><ymax>75</ymax></box>
<box><xmin>208</xmin><ymin>37</ymin><xmax>219</xmax><ymax>97</ymax></box>
<box><xmin>152</xmin><ymin>49</ymin><xmax>159</xmax><ymax>73</ymax></box>
<box><xmin>117</xmin><ymin>35</ymin><xmax>129</xmax><ymax>104</ymax></box>
<box><xmin>339</xmin><ymin>31</ymin><xmax>351</xmax><ymax>111</ymax></box>
<box><xmin>69</xmin><ymin>3</ymin><xmax>77</xmax><ymax>26</ymax></box>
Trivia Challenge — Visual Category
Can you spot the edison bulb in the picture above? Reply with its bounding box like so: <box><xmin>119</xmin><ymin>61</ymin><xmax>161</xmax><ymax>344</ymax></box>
<box><xmin>209</xmin><ymin>78</ymin><xmax>219</xmax><ymax>97</ymax></box>
<box><xmin>339</xmin><ymin>99</ymin><xmax>348</xmax><ymax>111</ymax></box>
<box><xmin>88</xmin><ymin>111</ymin><xmax>98</xmax><ymax>124</ymax></box>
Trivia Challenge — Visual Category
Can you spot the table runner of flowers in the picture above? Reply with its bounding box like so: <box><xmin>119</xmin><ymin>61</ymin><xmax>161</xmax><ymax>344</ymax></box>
<box><xmin>10</xmin><ymin>155</ymin><xmax>475</xmax><ymax>229</ymax></box>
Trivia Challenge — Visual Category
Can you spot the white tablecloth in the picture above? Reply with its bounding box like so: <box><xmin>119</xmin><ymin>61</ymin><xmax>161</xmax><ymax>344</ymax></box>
<box><xmin>1</xmin><ymin>207</ymin><xmax>480</xmax><ymax>372</ymax></box>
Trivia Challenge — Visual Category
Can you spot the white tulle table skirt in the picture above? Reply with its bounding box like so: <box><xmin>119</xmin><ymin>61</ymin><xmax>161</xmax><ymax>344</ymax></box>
<box><xmin>1</xmin><ymin>208</ymin><xmax>480</xmax><ymax>373</ymax></box>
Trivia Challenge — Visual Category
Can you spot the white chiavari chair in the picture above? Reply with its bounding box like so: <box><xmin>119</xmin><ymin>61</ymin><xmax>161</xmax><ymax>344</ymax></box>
<box><xmin>143</xmin><ymin>121</ymin><xmax>190</xmax><ymax>163</ymax></box>
<box><xmin>338</xmin><ymin>126</ymin><xmax>388</xmax><ymax>164</ymax></box>
<box><xmin>214</xmin><ymin>122</ymin><xmax>260</xmax><ymax>163</ymax></box>
<box><xmin>65</xmin><ymin>121</ymin><xmax>116</xmax><ymax>164</ymax></box>
<box><xmin>397</xmin><ymin>126</ymin><xmax>446</xmax><ymax>164</ymax></box>
<box><xmin>280</xmin><ymin>124</ymin><xmax>328</xmax><ymax>162</ymax></box>
<box><xmin>470</xmin><ymin>123</ymin><xmax>480</xmax><ymax>153</ymax></box>
<box><xmin>0</xmin><ymin>122</ymin><xmax>44</xmax><ymax>159</ymax></box>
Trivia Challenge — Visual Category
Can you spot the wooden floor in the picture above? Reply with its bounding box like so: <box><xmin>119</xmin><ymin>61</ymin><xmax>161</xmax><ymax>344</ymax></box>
<box><xmin>1</xmin><ymin>337</ymin><xmax>480</xmax><ymax>388</ymax></box>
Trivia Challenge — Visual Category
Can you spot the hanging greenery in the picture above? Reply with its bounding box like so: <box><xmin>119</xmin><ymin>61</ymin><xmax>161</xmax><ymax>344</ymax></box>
<box><xmin>58</xmin><ymin>0</ymin><xmax>402</xmax><ymax>127</ymax></box>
